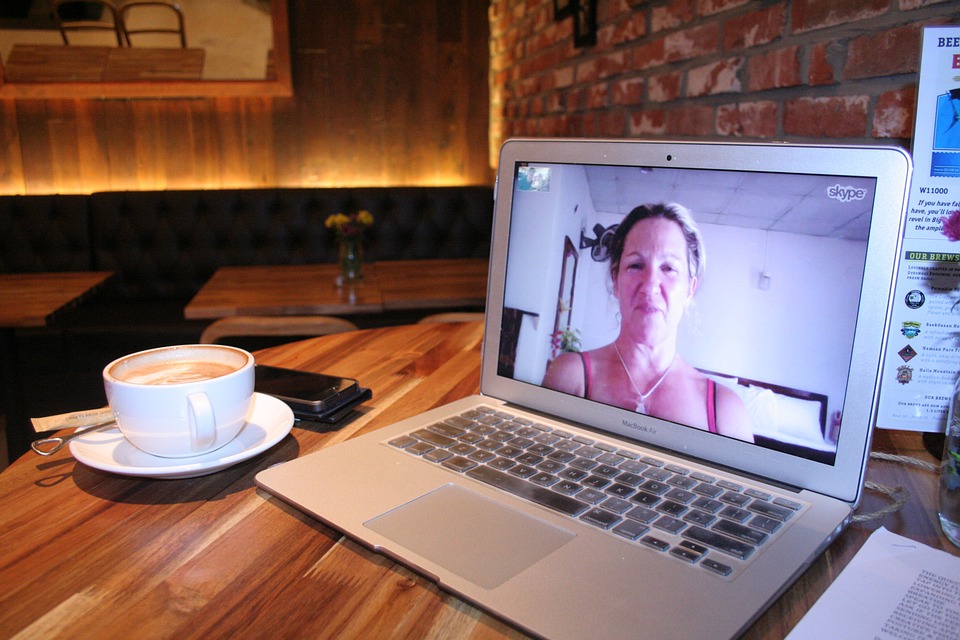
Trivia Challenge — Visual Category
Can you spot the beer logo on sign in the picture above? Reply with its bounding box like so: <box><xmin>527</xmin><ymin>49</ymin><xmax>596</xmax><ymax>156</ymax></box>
<box><xmin>905</xmin><ymin>290</ymin><xmax>925</xmax><ymax>309</ymax></box>
<box><xmin>896</xmin><ymin>365</ymin><xmax>914</xmax><ymax>385</ymax></box>
<box><xmin>898</xmin><ymin>345</ymin><xmax>917</xmax><ymax>362</ymax></box>
<box><xmin>901</xmin><ymin>321</ymin><xmax>921</xmax><ymax>339</ymax></box>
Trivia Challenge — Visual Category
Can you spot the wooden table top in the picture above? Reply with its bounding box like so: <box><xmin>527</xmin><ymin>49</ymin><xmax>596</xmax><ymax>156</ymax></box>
<box><xmin>102</xmin><ymin>46</ymin><xmax>204</xmax><ymax>81</ymax></box>
<box><xmin>184</xmin><ymin>258</ymin><xmax>489</xmax><ymax>320</ymax></box>
<box><xmin>0</xmin><ymin>322</ymin><xmax>955</xmax><ymax>639</ymax></box>
<box><xmin>0</xmin><ymin>271</ymin><xmax>112</xmax><ymax>328</ymax></box>
<box><xmin>4</xmin><ymin>44</ymin><xmax>111</xmax><ymax>83</ymax></box>
<box><xmin>377</xmin><ymin>258</ymin><xmax>489</xmax><ymax>310</ymax></box>
<box><xmin>4</xmin><ymin>44</ymin><xmax>204</xmax><ymax>83</ymax></box>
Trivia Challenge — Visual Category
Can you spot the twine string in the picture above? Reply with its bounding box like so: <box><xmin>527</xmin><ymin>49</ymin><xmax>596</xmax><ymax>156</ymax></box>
<box><xmin>852</xmin><ymin>451</ymin><xmax>941</xmax><ymax>523</ymax></box>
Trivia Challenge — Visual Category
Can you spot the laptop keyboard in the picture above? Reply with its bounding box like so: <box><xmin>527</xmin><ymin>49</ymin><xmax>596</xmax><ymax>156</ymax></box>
<box><xmin>386</xmin><ymin>405</ymin><xmax>807</xmax><ymax>579</ymax></box>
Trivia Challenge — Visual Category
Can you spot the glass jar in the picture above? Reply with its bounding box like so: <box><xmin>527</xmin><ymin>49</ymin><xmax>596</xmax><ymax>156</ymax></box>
<box><xmin>939</xmin><ymin>378</ymin><xmax>960</xmax><ymax>548</ymax></box>
<box><xmin>336</xmin><ymin>236</ymin><xmax>364</xmax><ymax>286</ymax></box>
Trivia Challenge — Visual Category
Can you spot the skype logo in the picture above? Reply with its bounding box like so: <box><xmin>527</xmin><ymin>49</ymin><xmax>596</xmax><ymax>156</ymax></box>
<box><xmin>827</xmin><ymin>184</ymin><xmax>868</xmax><ymax>203</ymax></box>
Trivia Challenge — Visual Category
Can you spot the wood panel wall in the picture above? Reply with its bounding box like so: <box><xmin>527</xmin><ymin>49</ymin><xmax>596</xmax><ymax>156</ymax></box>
<box><xmin>0</xmin><ymin>0</ymin><xmax>492</xmax><ymax>195</ymax></box>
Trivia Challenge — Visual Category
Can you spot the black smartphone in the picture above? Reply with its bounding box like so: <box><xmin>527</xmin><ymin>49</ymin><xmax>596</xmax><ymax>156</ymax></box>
<box><xmin>254</xmin><ymin>365</ymin><xmax>361</xmax><ymax>416</ymax></box>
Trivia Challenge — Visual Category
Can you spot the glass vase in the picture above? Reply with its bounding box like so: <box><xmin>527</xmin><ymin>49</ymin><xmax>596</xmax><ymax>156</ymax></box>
<box><xmin>939</xmin><ymin>378</ymin><xmax>960</xmax><ymax>548</ymax></box>
<box><xmin>336</xmin><ymin>236</ymin><xmax>364</xmax><ymax>286</ymax></box>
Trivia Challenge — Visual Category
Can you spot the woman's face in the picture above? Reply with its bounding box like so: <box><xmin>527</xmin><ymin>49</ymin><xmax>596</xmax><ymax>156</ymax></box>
<box><xmin>613</xmin><ymin>217</ymin><xmax>698</xmax><ymax>347</ymax></box>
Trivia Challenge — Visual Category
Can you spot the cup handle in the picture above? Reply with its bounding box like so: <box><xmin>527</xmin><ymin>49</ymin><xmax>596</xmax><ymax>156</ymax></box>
<box><xmin>187</xmin><ymin>392</ymin><xmax>216</xmax><ymax>451</ymax></box>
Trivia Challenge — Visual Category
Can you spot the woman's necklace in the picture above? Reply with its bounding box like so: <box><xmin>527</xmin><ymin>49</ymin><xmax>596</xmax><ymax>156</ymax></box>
<box><xmin>614</xmin><ymin>342</ymin><xmax>677</xmax><ymax>413</ymax></box>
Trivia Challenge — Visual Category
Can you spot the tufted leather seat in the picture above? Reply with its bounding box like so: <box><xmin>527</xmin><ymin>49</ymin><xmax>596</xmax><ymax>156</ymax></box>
<box><xmin>0</xmin><ymin>195</ymin><xmax>92</xmax><ymax>274</ymax></box>
<box><xmin>1</xmin><ymin>186</ymin><xmax>493</xmax><ymax>298</ymax></box>
<box><xmin>2</xmin><ymin>186</ymin><xmax>493</xmax><ymax>445</ymax></box>
<box><xmin>87</xmin><ymin>187</ymin><xmax>493</xmax><ymax>299</ymax></box>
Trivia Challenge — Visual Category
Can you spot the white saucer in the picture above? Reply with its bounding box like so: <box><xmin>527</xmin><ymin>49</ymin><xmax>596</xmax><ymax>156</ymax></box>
<box><xmin>70</xmin><ymin>393</ymin><xmax>295</xmax><ymax>479</ymax></box>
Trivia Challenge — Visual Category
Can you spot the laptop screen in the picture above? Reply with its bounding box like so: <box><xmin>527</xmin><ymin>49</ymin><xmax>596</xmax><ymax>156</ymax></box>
<box><xmin>495</xmin><ymin>161</ymin><xmax>880</xmax><ymax>468</ymax></box>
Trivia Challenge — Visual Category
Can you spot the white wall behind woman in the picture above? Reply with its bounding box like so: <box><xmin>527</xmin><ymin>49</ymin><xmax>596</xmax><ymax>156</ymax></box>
<box><xmin>506</xmin><ymin>165</ymin><xmax>595</xmax><ymax>383</ymax></box>
<box><xmin>686</xmin><ymin>223</ymin><xmax>866</xmax><ymax>419</ymax></box>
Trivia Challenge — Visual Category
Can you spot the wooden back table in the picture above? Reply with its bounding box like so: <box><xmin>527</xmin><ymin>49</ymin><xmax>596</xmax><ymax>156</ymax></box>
<box><xmin>0</xmin><ymin>322</ymin><xmax>955</xmax><ymax>639</ymax></box>
<box><xmin>3</xmin><ymin>45</ymin><xmax>111</xmax><ymax>83</ymax></box>
<box><xmin>184</xmin><ymin>258</ymin><xmax>488</xmax><ymax>319</ymax></box>
<box><xmin>4</xmin><ymin>44</ymin><xmax>204</xmax><ymax>83</ymax></box>
<box><xmin>1</xmin><ymin>271</ymin><xmax>113</xmax><ymax>459</ymax></box>
<box><xmin>102</xmin><ymin>47</ymin><xmax>205</xmax><ymax>81</ymax></box>
<box><xmin>0</xmin><ymin>271</ymin><xmax>112</xmax><ymax>329</ymax></box>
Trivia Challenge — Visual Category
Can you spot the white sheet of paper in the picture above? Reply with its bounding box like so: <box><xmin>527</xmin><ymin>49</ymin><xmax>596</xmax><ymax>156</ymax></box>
<box><xmin>786</xmin><ymin>527</ymin><xmax>960</xmax><ymax>640</ymax></box>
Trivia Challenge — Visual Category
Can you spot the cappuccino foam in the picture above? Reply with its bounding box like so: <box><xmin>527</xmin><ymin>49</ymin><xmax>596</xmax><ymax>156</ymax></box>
<box><xmin>118</xmin><ymin>360</ymin><xmax>238</xmax><ymax>385</ymax></box>
<box><xmin>109</xmin><ymin>345</ymin><xmax>246</xmax><ymax>385</ymax></box>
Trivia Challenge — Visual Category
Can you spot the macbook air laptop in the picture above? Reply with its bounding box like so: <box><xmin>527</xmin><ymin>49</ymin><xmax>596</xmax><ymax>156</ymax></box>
<box><xmin>256</xmin><ymin>139</ymin><xmax>912</xmax><ymax>639</ymax></box>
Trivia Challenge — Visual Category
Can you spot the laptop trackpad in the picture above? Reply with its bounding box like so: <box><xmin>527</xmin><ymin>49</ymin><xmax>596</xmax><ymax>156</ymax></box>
<box><xmin>365</xmin><ymin>484</ymin><xmax>575</xmax><ymax>589</ymax></box>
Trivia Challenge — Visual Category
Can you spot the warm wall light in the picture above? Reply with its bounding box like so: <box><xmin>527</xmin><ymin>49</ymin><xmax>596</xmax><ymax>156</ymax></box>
<box><xmin>0</xmin><ymin>172</ymin><xmax>486</xmax><ymax>197</ymax></box>
<box><xmin>297</xmin><ymin>172</ymin><xmax>486</xmax><ymax>188</ymax></box>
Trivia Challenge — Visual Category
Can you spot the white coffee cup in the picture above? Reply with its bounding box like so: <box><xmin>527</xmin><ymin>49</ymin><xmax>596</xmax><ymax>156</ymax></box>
<box><xmin>103</xmin><ymin>344</ymin><xmax>255</xmax><ymax>458</ymax></box>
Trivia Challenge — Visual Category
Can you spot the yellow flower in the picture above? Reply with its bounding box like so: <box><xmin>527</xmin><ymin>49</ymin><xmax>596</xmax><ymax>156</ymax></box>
<box><xmin>325</xmin><ymin>211</ymin><xmax>374</xmax><ymax>239</ymax></box>
<box><xmin>356</xmin><ymin>210</ymin><xmax>374</xmax><ymax>226</ymax></box>
<box><xmin>324</xmin><ymin>213</ymin><xmax>350</xmax><ymax>229</ymax></box>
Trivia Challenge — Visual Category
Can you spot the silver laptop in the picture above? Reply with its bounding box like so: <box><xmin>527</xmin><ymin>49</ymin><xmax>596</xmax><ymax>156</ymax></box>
<box><xmin>256</xmin><ymin>139</ymin><xmax>912</xmax><ymax>639</ymax></box>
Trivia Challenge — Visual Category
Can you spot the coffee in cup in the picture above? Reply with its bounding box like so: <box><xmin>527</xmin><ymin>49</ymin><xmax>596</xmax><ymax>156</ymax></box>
<box><xmin>104</xmin><ymin>344</ymin><xmax>255</xmax><ymax>458</ymax></box>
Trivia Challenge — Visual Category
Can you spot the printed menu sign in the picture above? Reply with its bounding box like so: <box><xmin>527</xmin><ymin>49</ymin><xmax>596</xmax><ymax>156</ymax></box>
<box><xmin>879</xmin><ymin>26</ymin><xmax>960</xmax><ymax>431</ymax></box>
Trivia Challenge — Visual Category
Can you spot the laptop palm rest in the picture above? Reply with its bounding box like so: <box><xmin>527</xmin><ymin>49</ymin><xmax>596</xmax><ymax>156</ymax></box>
<box><xmin>365</xmin><ymin>484</ymin><xmax>575</xmax><ymax>589</ymax></box>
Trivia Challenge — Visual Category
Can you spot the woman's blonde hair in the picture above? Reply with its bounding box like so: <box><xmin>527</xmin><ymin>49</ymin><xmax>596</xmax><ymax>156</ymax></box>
<box><xmin>608</xmin><ymin>203</ymin><xmax>705</xmax><ymax>283</ymax></box>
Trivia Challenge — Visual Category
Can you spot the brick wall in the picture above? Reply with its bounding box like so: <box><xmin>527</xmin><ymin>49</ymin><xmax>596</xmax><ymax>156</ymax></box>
<box><xmin>488</xmin><ymin>0</ymin><xmax>960</xmax><ymax>165</ymax></box>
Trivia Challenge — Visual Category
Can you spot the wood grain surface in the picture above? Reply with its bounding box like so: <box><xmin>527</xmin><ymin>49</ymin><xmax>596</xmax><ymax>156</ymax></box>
<box><xmin>101</xmin><ymin>48</ymin><xmax>205</xmax><ymax>81</ymax></box>
<box><xmin>0</xmin><ymin>271</ymin><xmax>112</xmax><ymax>328</ymax></box>
<box><xmin>5</xmin><ymin>45</ymin><xmax>205</xmax><ymax>84</ymax></box>
<box><xmin>184</xmin><ymin>259</ymin><xmax>488</xmax><ymax>319</ymax></box>
<box><xmin>0</xmin><ymin>322</ymin><xmax>955</xmax><ymax>639</ymax></box>
<box><xmin>4</xmin><ymin>45</ymin><xmax>113</xmax><ymax>83</ymax></box>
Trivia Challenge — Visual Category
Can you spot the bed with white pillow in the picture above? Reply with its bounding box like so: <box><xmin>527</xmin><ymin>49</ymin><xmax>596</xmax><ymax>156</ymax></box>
<box><xmin>703</xmin><ymin>371</ymin><xmax>836</xmax><ymax>464</ymax></box>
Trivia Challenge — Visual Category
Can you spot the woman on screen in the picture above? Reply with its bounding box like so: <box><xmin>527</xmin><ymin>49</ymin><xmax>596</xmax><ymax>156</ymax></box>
<box><xmin>542</xmin><ymin>203</ymin><xmax>753</xmax><ymax>442</ymax></box>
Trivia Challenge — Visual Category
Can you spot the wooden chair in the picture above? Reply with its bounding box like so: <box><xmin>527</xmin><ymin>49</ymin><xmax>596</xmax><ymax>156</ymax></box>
<box><xmin>200</xmin><ymin>316</ymin><xmax>359</xmax><ymax>346</ymax></box>
<box><xmin>53</xmin><ymin>0</ymin><xmax>124</xmax><ymax>46</ymax></box>
<box><xmin>118</xmin><ymin>1</ymin><xmax>187</xmax><ymax>47</ymax></box>
<box><xmin>417</xmin><ymin>312</ymin><xmax>485</xmax><ymax>324</ymax></box>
